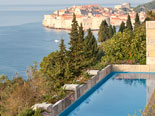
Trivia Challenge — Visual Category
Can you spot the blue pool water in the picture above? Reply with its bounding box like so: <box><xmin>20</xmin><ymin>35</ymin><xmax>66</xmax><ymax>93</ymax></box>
<box><xmin>59</xmin><ymin>72</ymin><xmax>155</xmax><ymax>116</ymax></box>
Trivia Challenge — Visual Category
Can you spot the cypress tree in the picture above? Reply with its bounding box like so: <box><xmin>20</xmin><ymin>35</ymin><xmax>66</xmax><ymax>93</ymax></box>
<box><xmin>98</xmin><ymin>20</ymin><xmax>109</xmax><ymax>42</ymax></box>
<box><xmin>69</xmin><ymin>13</ymin><xmax>79</xmax><ymax>52</ymax></box>
<box><xmin>134</xmin><ymin>13</ymin><xmax>141</xmax><ymax>29</ymax></box>
<box><xmin>109</xmin><ymin>24</ymin><xmax>113</xmax><ymax>38</ymax></box>
<box><xmin>119</xmin><ymin>21</ymin><xmax>126</xmax><ymax>33</ymax></box>
<box><xmin>113</xmin><ymin>25</ymin><xmax>116</xmax><ymax>34</ymax></box>
<box><xmin>84</xmin><ymin>29</ymin><xmax>98</xmax><ymax>65</ymax></box>
<box><xmin>126</xmin><ymin>14</ymin><xmax>133</xmax><ymax>30</ymax></box>
<box><xmin>135</xmin><ymin>13</ymin><xmax>140</xmax><ymax>25</ymax></box>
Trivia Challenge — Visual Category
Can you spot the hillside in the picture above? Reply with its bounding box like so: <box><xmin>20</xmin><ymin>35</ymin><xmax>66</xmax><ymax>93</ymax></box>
<box><xmin>134</xmin><ymin>1</ymin><xmax>155</xmax><ymax>12</ymax></box>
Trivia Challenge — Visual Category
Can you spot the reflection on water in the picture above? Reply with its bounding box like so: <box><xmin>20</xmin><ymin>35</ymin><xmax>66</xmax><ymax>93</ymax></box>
<box><xmin>115</xmin><ymin>73</ymin><xmax>155</xmax><ymax>103</ymax></box>
<box><xmin>146</xmin><ymin>79</ymin><xmax>155</xmax><ymax>103</ymax></box>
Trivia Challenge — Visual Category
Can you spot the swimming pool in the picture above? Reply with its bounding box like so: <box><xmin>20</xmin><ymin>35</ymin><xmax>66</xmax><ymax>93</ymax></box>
<box><xmin>59</xmin><ymin>72</ymin><xmax>155</xmax><ymax>116</ymax></box>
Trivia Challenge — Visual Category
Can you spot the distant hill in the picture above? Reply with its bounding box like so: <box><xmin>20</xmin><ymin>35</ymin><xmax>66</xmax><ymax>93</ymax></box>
<box><xmin>134</xmin><ymin>1</ymin><xmax>155</xmax><ymax>12</ymax></box>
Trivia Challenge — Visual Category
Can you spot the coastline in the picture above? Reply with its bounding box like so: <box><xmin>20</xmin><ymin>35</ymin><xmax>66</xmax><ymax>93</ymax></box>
<box><xmin>43</xmin><ymin>25</ymin><xmax>99</xmax><ymax>31</ymax></box>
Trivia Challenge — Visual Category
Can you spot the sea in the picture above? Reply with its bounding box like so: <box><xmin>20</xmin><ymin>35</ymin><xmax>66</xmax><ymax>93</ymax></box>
<box><xmin>0</xmin><ymin>3</ymin><xmax>138</xmax><ymax>79</ymax></box>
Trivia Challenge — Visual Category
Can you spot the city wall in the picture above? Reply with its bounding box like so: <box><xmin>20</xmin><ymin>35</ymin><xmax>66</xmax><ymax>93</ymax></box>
<box><xmin>42</xmin><ymin>15</ymin><xmax>110</xmax><ymax>30</ymax></box>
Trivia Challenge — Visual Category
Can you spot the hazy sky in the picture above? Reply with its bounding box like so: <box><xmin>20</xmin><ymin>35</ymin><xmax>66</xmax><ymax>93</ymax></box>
<box><xmin>0</xmin><ymin>0</ymin><xmax>153</xmax><ymax>5</ymax></box>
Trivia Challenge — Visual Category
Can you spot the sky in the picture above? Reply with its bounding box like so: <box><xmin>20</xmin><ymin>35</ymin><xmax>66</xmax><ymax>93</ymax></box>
<box><xmin>0</xmin><ymin>0</ymin><xmax>153</xmax><ymax>5</ymax></box>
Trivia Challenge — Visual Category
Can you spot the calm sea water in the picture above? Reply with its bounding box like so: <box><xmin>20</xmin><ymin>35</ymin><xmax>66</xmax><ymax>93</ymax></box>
<box><xmin>0</xmin><ymin>4</ymin><xmax>138</xmax><ymax>79</ymax></box>
<box><xmin>0</xmin><ymin>5</ymin><xmax>72</xmax><ymax>79</ymax></box>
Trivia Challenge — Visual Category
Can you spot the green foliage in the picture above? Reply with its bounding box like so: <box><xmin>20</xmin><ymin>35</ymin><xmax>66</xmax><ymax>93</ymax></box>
<box><xmin>18</xmin><ymin>108</ymin><xmax>35</xmax><ymax>116</ymax></box>
<box><xmin>34</xmin><ymin>109</ymin><xmax>43</xmax><ymax>116</ymax></box>
<box><xmin>40</xmin><ymin>14</ymin><xmax>98</xmax><ymax>86</ymax></box>
<box><xmin>119</xmin><ymin>21</ymin><xmax>126</xmax><ymax>33</ymax></box>
<box><xmin>126</xmin><ymin>14</ymin><xmax>133</xmax><ymax>30</ymax></box>
<box><xmin>98</xmin><ymin>20</ymin><xmax>115</xmax><ymax>43</ymax></box>
<box><xmin>84</xmin><ymin>29</ymin><xmax>98</xmax><ymax>64</ymax></box>
<box><xmin>18</xmin><ymin>108</ymin><xmax>43</xmax><ymax>116</ymax></box>
<box><xmin>100</xmin><ymin>25</ymin><xmax>146</xmax><ymax>65</ymax></box>
<box><xmin>68</xmin><ymin>14</ymin><xmax>86</xmax><ymax>76</ymax></box>
<box><xmin>98</xmin><ymin>20</ymin><xmax>110</xmax><ymax>42</ymax></box>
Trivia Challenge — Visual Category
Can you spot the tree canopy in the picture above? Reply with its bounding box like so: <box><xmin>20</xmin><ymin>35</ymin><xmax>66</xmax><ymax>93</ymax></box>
<box><xmin>100</xmin><ymin>25</ymin><xmax>146</xmax><ymax>66</ymax></box>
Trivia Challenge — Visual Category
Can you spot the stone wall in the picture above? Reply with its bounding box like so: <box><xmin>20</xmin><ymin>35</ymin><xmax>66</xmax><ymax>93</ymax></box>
<box><xmin>112</xmin><ymin>64</ymin><xmax>150</xmax><ymax>72</ymax></box>
<box><xmin>112</xmin><ymin>64</ymin><xmax>155</xmax><ymax>72</ymax></box>
<box><xmin>146</xmin><ymin>21</ymin><xmax>155</xmax><ymax>72</ymax></box>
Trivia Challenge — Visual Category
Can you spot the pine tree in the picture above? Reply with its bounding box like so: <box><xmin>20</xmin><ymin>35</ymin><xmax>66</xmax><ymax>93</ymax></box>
<box><xmin>126</xmin><ymin>14</ymin><xmax>133</xmax><ymax>30</ymax></box>
<box><xmin>68</xmin><ymin>14</ymin><xmax>84</xmax><ymax>75</ymax></box>
<box><xmin>40</xmin><ymin>39</ymin><xmax>67</xmax><ymax>84</ymax></box>
<box><xmin>98</xmin><ymin>20</ymin><xmax>109</xmax><ymax>42</ymax></box>
<box><xmin>84</xmin><ymin>29</ymin><xmax>98</xmax><ymax>65</ymax></box>
<box><xmin>134</xmin><ymin>13</ymin><xmax>141</xmax><ymax>29</ymax></box>
<box><xmin>119</xmin><ymin>21</ymin><xmax>126</xmax><ymax>33</ymax></box>
<box><xmin>57</xmin><ymin>39</ymin><xmax>66</xmax><ymax>78</ymax></box>
<box><xmin>59</xmin><ymin>39</ymin><xmax>66</xmax><ymax>60</ymax></box>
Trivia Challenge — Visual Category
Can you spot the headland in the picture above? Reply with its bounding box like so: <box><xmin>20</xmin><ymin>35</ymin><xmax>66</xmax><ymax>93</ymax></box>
<box><xmin>42</xmin><ymin>3</ymin><xmax>146</xmax><ymax>30</ymax></box>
